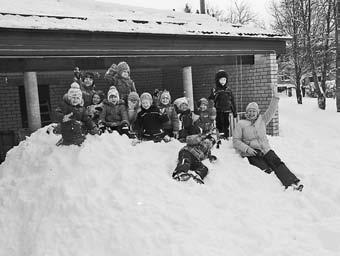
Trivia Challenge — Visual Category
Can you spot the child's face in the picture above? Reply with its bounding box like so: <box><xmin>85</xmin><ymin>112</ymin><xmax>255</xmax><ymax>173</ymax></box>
<box><xmin>83</xmin><ymin>77</ymin><xmax>94</xmax><ymax>87</ymax></box>
<box><xmin>219</xmin><ymin>77</ymin><xmax>227</xmax><ymax>86</ymax></box>
<box><xmin>121</xmin><ymin>71</ymin><xmax>129</xmax><ymax>79</ymax></box>
<box><xmin>179</xmin><ymin>103</ymin><xmax>189</xmax><ymax>112</ymax></box>
<box><xmin>92</xmin><ymin>94</ymin><xmax>101</xmax><ymax>105</ymax></box>
<box><xmin>246</xmin><ymin>109</ymin><xmax>258</xmax><ymax>121</ymax></box>
<box><xmin>108</xmin><ymin>94</ymin><xmax>119</xmax><ymax>104</ymax></box>
<box><xmin>200</xmin><ymin>104</ymin><xmax>208</xmax><ymax>111</ymax></box>
<box><xmin>128</xmin><ymin>99</ymin><xmax>138</xmax><ymax>109</ymax></box>
<box><xmin>160</xmin><ymin>95</ymin><xmax>170</xmax><ymax>105</ymax></box>
<box><xmin>70</xmin><ymin>95</ymin><xmax>82</xmax><ymax>106</ymax></box>
<box><xmin>141</xmin><ymin>100</ymin><xmax>151</xmax><ymax>109</ymax></box>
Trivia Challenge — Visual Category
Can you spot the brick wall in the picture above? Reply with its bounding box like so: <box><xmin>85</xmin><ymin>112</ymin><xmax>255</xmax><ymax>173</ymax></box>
<box><xmin>0</xmin><ymin>82</ymin><xmax>22</xmax><ymax>130</ymax></box>
<box><xmin>0</xmin><ymin>54</ymin><xmax>279</xmax><ymax>135</ymax></box>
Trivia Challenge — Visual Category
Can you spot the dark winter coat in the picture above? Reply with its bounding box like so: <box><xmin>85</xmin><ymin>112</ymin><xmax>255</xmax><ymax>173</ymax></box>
<box><xmin>178</xmin><ymin>109</ymin><xmax>199</xmax><ymax>130</ymax></box>
<box><xmin>108</xmin><ymin>74</ymin><xmax>136</xmax><ymax>104</ymax></box>
<box><xmin>135</xmin><ymin>105</ymin><xmax>169</xmax><ymax>136</ymax></box>
<box><xmin>99</xmin><ymin>99</ymin><xmax>129</xmax><ymax>126</ymax></box>
<box><xmin>80</xmin><ymin>84</ymin><xmax>96</xmax><ymax>108</ymax></box>
<box><xmin>159</xmin><ymin>103</ymin><xmax>180</xmax><ymax>132</ymax></box>
<box><xmin>55</xmin><ymin>97</ymin><xmax>96</xmax><ymax>144</ymax></box>
<box><xmin>208</xmin><ymin>85</ymin><xmax>236</xmax><ymax>114</ymax></box>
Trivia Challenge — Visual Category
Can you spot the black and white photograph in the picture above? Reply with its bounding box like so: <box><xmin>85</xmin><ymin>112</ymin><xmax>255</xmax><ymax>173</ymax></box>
<box><xmin>0</xmin><ymin>0</ymin><xmax>339</xmax><ymax>255</ymax></box>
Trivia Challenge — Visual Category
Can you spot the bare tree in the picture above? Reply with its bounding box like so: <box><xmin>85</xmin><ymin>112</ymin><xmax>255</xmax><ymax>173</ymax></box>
<box><xmin>224</xmin><ymin>0</ymin><xmax>258</xmax><ymax>25</ymax></box>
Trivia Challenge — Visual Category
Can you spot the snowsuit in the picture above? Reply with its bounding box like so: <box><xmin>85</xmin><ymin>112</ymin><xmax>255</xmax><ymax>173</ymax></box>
<box><xmin>80</xmin><ymin>84</ymin><xmax>96</xmax><ymax>108</ymax></box>
<box><xmin>134</xmin><ymin>105</ymin><xmax>169</xmax><ymax>142</ymax></box>
<box><xmin>173</xmin><ymin>134</ymin><xmax>216</xmax><ymax>183</ymax></box>
<box><xmin>178</xmin><ymin>109</ymin><xmax>200</xmax><ymax>141</ymax></box>
<box><xmin>55</xmin><ymin>98</ymin><xmax>97</xmax><ymax>146</ymax></box>
<box><xmin>208</xmin><ymin>72</ymin><xmax>236</xmax><ymax>138</ymax></box>
<box><xmin>232</xmin><ymin>96</ymin><xmax>300</xmax><ymax>188</ymax></box>
<box><xmin>159</xmin><ymin>103</ymin><xmax>180</xmax><ymax>137</ymax></box>
<box><xmin>99</xmin><ymin>99</ymin><xmax>129</xmax><ymax>135</ymax></box>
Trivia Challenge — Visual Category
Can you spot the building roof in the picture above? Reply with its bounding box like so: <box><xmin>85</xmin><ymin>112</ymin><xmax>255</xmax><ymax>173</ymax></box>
<box><xmin>0</xmin><ymin>0</ymin><xmax>287</xmax><ymax>39</ymax></box>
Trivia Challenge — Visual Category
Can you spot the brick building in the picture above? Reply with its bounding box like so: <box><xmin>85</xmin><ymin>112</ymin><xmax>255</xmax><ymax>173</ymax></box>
<box><xmin>0</xmin><ymin>1</ymin><xmax>286</xmax><ymax>161</ymax></box>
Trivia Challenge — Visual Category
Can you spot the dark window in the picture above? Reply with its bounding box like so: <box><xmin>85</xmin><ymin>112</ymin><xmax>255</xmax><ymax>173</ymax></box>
<box><xmin>19</xmin><ymin>85</ymin><xmax>52</xmax><ymax>128</ymax></box>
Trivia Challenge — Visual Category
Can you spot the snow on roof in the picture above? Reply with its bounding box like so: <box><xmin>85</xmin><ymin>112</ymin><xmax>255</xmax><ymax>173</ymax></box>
<box><xmin>0</xmin><ymin>0</ymin><xmax>287</xmax><ymax>39</ymax></box>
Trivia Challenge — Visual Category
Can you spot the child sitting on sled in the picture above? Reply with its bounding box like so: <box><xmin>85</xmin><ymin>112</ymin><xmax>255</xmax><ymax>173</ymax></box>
<box><xmin>172</xmin><ymin>133</ymin><xmax>217</xmax><ymax>184</ymax></box>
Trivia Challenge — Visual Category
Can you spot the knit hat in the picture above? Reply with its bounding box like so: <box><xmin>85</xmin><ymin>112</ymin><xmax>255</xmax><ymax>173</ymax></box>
<box><xmin>160</xmin><ymin>90</ymin><xmax>171</xmax><ymax>101</ymax></box>
<box><xmin>117</xmin><ymin>61</ymin><xmax>130</xmax><ymax>76</ymax></box>
<box><xmin>246</xmin><ymin>102</ymin><xmax>259</xmax><ymax>113</ymax></box>
<box><xmin>215</xmin><ymin>70</ymin><xmax>228</xmax><ymax>84</ymax></box>
<box><xmin>128</xmin><ymin>91</ymin><xmax>140</xmax><ymax>102</ymax></box>
<box><xmin>174</xmin><ymin>97</ymin><xmax>189</xmax><ymax>109</ymax></box>
<box><xmin>198</xmin><ymin>98</ymin><xmax>208</xmax><ymax>107</ymax></box>
<box><xmin>67</xmin><ymin>82</ymin><xmax>82</xmax><ymax>98</ymax></box>
<box><xmin>107</xmin><ymin>86</ymin><xmax>120</xmax><ymax>101</ymax></box>
<box><xmin>140</xmin><ymin>92</ymin><xmax>153</xmax><ymax>104</ymax></box>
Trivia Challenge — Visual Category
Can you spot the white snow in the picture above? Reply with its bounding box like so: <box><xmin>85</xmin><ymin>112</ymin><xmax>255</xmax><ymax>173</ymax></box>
<box><xmin>0</xmin><ymin>0</ymin><xmax>285</xmax><ymax>38</ymax></box>
<box><xmin>1</xmin><ymin>95</ymin><xmax>340</xmax><ymax>256</ymax></box>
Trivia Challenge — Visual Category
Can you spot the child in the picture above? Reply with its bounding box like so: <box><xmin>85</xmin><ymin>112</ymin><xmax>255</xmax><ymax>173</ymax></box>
<box><xmin>127</xmin><ymin>91</ymin><xmax>141</xmax><ymax>126</ymax></box>
<box><xmin>86</xmin><ymin>90</ymin><xmax>105</xmax><ymax>125</ymax></box>
<box><xmin>174</xmin><ymin>97</ymin><xmax>200</xmax><ymax>142</ymax></box>
<box><xmin>80</xmin><ymin>71</ymin><xmax>97</xmax><ymax>107</ymax></box>
<box><xmin>158</xmin><ymin>90</ymin><xmax>179</xmax><ymax>139</ymax></box>
<box><xmin>232</xmin><ymin>84</ymin><xmax>303</xmax><ymax>191</ymax></box>
<box><xmin>208</xmin><ymin>70</ymin><xmax>237</xmax><ymax>139</ymax></box>
<box><xmin>134</xmin><ymin>92</ymin><xmax>169</xmax><ymax>142</ymax></box>
<box><xmin>99</xmin><ymin>86</ymin><xmax>129</xmax><ymax>135</ymax></box>
<box><xmin>195</xmin><ymin>98</ymin><xmax>216</xmax><ymax>134</ymax></box>
<box><xmin>55</xmin><ymin>82</ymin><xmax>99</xmax><ymax>146</ymax></box>
<box><xmin>172</xmin><ymin>134</ymin><xmax>217</xmax><ymax>184</ymax></box>
<box><xmin>106</xmin><ymin>61</ymin><xmax>137</xmax><ymax>104</ymax></box>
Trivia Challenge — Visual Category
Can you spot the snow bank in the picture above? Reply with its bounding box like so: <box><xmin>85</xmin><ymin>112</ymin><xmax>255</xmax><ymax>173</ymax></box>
<box><xmin>1</xmin><ymin>96</ymin><xmax>340</xmax><ymax>256</ymax></box>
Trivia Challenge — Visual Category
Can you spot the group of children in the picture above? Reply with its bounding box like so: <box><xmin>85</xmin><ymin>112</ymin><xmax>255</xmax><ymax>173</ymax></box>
<box><xmin>54</xmin><ymin>63</ymin><xmax>303</xmax><ymax>190</ymax></box>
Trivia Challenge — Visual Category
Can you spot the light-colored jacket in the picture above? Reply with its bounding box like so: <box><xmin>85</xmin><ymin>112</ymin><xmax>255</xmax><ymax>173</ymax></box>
<box><xmin>233</xmin><ymin>96</ymin><xmax>279</xmax><ymax>157</ymax></box>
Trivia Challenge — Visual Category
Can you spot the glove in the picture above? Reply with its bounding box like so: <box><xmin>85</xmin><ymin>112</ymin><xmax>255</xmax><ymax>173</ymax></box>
<box><xmin>209</xmin><ymin>155</ymin><xmax>217</xmax><ymax>163</ymax></box>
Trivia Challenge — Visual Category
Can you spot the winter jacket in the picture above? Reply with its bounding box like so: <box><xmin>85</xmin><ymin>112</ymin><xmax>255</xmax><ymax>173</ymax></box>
<box><xmin>178</xmin><ymin>109</ymin><xmax>199</xmax><ymax>130</ymax></box>
<box><xmin>159</xmin><ymin>103</ymin><xmax>180</xmax><ymax>132</ymax></box>
<box><xmin>80</xmin><ymin>84</ymin><xmax>96</xmax><ymax>108</ymax></box>
<box><xmin>232</xmin><ymin>96</ymin><xmax>280</xmax><ymax>157</ymax></box>
<box><xmin>208</xmin><ymin>86</ymin><xmax>237</xmax><ymax>114</ymax></box>
<box><xmin>108</xmin><ymin>74</ymin><xmax>136</xmax><ymax>104</ymax></box>
<box><xmin>55</xmin><ymin>97</ymin><xmax>95</xmax><ymax>129</ymax></box>
<box><xmin>195</xmin><ymin>107</ymin><xmax>216</xmax><ymax>133</ymax></box>
<box><xmin>99</xmin><ymin>99</ymin><xmax>129</xmax><ymax>126</ymax></box>
<box><xmin>135</xmin><ymin>105</ymin><xmax>169</xmax><ymax>136</ymax></box>
<box><xmin>181</xmin><ymin>134</ymin><xmax>213</xmax><ymax>161</ymax></box>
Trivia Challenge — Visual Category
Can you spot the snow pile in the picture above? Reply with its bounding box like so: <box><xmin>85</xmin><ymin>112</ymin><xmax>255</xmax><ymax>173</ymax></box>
<box><xmin>1</xmin><ymin>96</ymin><xmax>340</xmax><ymax>256</ymax></box>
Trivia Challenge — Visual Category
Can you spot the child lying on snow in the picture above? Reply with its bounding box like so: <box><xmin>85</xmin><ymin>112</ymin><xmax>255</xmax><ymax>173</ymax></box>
<box><xmin>172</xmin><ymin>133</ymin><xmax>217</xmax><ymax>184</ymax></box>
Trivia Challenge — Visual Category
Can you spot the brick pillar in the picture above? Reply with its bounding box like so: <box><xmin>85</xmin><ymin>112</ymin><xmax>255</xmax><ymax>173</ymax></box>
<box><xmin>24</xmin><ymin>72</ymin><xmax>41</xmax><ymax>131</ymax></box>
<box><xmin>182</xmin><ymin>66</ymin><xmax>194</xmax><ymax>110</ymax></box>
<box><xmin>254</xmin><ymin>53</ymin><xmax>279</xmax><ymax>136</ymax></box>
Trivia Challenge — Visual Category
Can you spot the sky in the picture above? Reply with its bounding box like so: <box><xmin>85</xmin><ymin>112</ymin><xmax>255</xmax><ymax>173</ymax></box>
<box><xmin>98</xmin><ymin>0</ymin><xmax>275</xmax><ymax>25</ymax></box>
<box><xmin>1</xmin><ymin>95</ymin><xmax>340</xmax><ymax>256</ymax></box>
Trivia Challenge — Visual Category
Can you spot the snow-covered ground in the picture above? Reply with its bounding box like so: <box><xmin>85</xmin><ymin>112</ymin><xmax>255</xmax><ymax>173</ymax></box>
<box><xmin>0</xmin><ymin>95</ymin><xmax>340</xmax><ymax>256</ymax></box>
